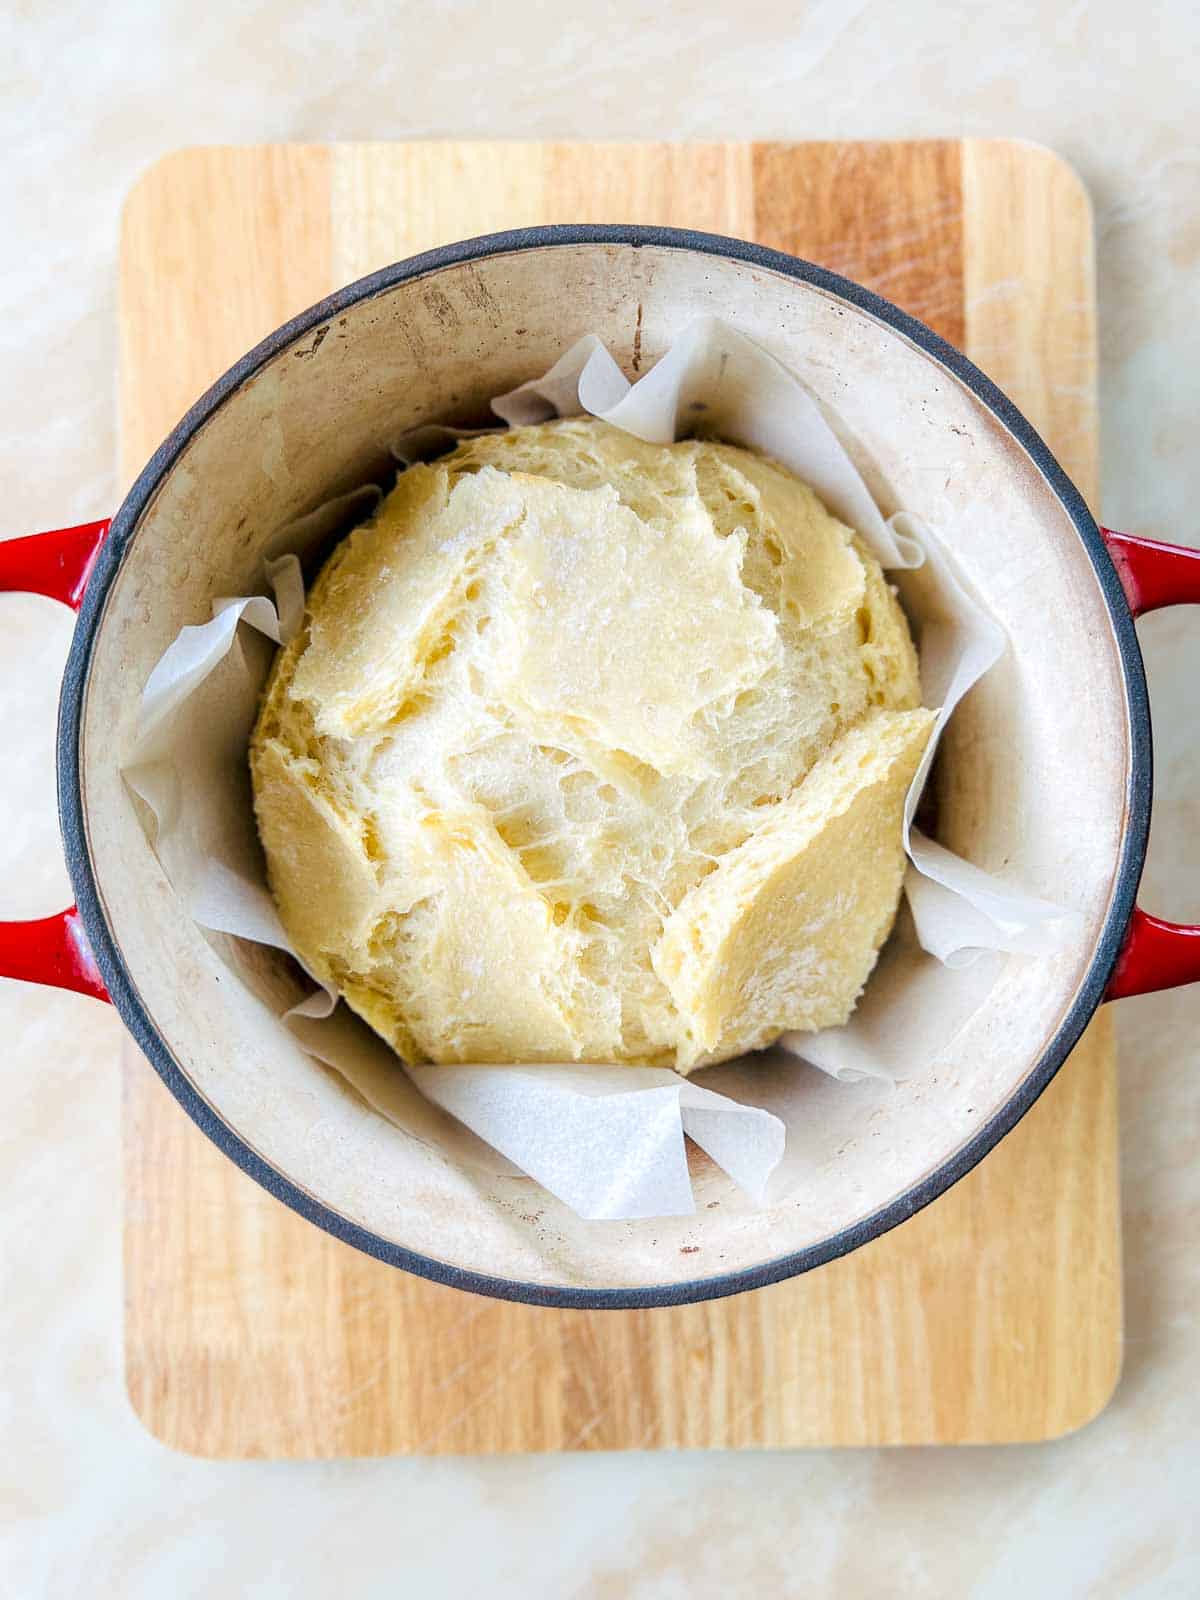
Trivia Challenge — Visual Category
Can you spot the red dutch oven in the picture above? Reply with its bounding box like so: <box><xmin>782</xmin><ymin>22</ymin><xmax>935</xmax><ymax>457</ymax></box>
<box><xmin>2</xmin><ymin>226</ymin><xmax>1198</xmax><ymax>1307</ymax></box>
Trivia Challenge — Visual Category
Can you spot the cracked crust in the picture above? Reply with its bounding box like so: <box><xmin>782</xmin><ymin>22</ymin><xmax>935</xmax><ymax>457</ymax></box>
<box><xmin>250</xmin><ymin>419</ymin><xmax>927</xmax><ymax>1069</ymax></box>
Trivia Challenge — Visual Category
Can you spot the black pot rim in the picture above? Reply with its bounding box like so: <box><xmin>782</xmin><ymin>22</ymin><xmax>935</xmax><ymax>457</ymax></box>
<box><xmin>58</xmin><ymin>223</ymin><xmax>1149</xmax><ymax>1310</ymax></box>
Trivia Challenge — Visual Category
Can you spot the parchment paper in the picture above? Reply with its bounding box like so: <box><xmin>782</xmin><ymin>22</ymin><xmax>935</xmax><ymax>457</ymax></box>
<box><xmin>123</xmin><ymin>318</ymin><xmax>1082</xmax><ymax>1221</ymax></box>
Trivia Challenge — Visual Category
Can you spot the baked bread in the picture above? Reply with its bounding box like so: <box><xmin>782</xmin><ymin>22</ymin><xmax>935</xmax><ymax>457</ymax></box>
<box><xmin>251</xmin><ymin>418</ymin><xmax>932</xmax><ymax>1071</ymax></box>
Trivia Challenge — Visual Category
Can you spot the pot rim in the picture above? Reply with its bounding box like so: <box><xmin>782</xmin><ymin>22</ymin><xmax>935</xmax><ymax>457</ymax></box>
<box><xmin>57</xmin><ymin>224</ymin><xmax>1150</xmax><ymax>1309</ymax></box>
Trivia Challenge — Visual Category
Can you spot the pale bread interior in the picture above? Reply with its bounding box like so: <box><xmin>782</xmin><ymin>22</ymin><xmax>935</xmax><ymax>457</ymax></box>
<box><xmin>251</xmin><ymin>419</ymin><xmax>930</xmax><ymax>1071</ymax></box>
<box><xmin>653</xmin><ymin>706</ymin><xmax>935</xmax><ymax>1069</ymax></box>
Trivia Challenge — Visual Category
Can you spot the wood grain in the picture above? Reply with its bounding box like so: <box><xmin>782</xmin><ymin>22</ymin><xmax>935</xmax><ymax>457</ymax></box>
<box><xmin>752</xmin><ymin>141</ymin><xmax>967</xmax><ymax>349</ymax></box>
<box><xmin>120</xmin><ymin>141</ymin><xmax>1120</xmax><ymax>1456</ymax></box>
<box><xmin>962</xmin><ymin>139</ymin><xmax>1099</xmax><ymax>501</ymax></box>
<box><xmin>119</xmin><ymin>146</ymin><xmax>333</xmax><ymax>485</ymax></box>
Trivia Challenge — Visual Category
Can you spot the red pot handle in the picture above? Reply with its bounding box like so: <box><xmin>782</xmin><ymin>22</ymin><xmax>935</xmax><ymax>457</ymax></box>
<box><xmin>1103</xmin><ymin>528</ymin><xmax>1200</xmax><ymax>1000</ymax></box>
<box><xmin>0</xmin><ymin>521</ymin><xmax>111</xmax><ymax>1003</ymax></box>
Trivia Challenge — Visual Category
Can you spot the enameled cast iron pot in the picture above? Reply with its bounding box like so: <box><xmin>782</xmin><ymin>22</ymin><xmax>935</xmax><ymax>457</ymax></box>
<box><xmin>6</xmin><ymin>226</ymin><xmax>1200</xmax><ymax>1308</ymax></box>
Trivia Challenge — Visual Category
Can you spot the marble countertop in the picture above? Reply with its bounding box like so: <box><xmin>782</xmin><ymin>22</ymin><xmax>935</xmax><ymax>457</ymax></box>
<box><xmin>2</xmin><ymin>1</ymin><xmax>1197</xmax><ymax>1594</ymax></box>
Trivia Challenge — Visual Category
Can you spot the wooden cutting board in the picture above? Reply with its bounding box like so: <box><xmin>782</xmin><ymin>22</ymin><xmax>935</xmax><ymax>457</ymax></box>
<box><xmin>119</xmin><ymin>140</ymin><xmax>1120</xmax><ymax>1456</ymax></box>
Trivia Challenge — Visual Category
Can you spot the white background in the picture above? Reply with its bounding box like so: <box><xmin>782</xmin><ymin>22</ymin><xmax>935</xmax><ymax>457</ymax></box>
<box><xmin>2</xmin><ymin>2</ymin><xmax>1197</xmax><ymax>1593</ymax></box>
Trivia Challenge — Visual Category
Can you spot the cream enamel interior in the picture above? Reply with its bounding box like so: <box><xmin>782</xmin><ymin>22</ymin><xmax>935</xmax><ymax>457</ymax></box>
<box><xmin>78</xmin><ymin>243</ymin><xmax>1128</xmax><ymax>1291</ymax></box>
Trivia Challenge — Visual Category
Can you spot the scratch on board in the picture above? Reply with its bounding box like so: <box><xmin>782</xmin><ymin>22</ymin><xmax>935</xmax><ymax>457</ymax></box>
<box><xmin>413</xmin><ymin>1328</ymin><xmax>561</xmax><ymax>1451</ymax></box>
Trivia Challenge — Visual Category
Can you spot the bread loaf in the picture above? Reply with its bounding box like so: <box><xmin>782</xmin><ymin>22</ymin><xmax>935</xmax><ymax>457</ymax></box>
<box><xmin>251</xmin><ymin>419</ymin><xmax>932</xmax><ymax>1071</ymax></box>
